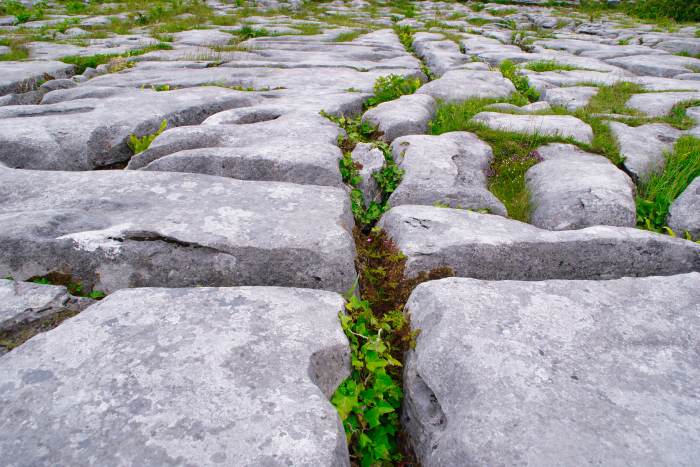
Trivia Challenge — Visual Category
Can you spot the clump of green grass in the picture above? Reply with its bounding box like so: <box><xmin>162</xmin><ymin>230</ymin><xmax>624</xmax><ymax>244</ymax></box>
<box><xmin>129</xmin><ymin>119</ymin><xmax>168</xmax><ymax>154</ymax></box>
<box><xmin>625</xmin><ymin>0</ymin><xmax>700</xmax><ymax>23</ymax></box>
<box><xmin>524</xmin><ymin>60</ymin><xmax>579</xmax><ymax>72</ymax></box>
<box><xmin>294</xmin><ymin>22</ymin><xmax>322</xmax><ymax>35</ymax></box>
<box><xmin>393</xmin><ymin>24</ymin><xmax>414</xmax><ymax>51</ymax></box>
<box><xmin>234</xmin><ymin>24</ymin><xmax>270</xmax><ymax>39</ymax></box>
<box><xmin>467</xmin><ymin>17</ymin><xmax>491</xmax><ymax>26</ymax></box>
<box><xmin>333</xmin><ymin>29</ymin><xmax>367</xmax><ymax>42</ymax></box>
<box><xmin>636</xmin><ymin>135</ymin><xmax>700</xmax><ymax>233</ymax></box>
<box><xmin>500</xmin><ymin>59</ymin><xmax>540</xmax><ymax>102</ymax></box>
<box><xmin>487</xmin><ymin>7</ymin><xmax>517</xmax><ymax>17</ymax></box>
<box><xmin>0</xmin><ymin>37</ymin><xmax>29</xmax><ymax>61</ymax></box>
<box><xmin>366</xmin><ymin>74</ymin><xmax>421</xmax><ymax>108</ymax></box>
<box><xmin>59</xmin><ymin>43</ymin><xmax>172</xmax><ymax>74</ymax></box>
<box><xmin>1</xmin><ymin>0</ymin><xmax>44</xmax><ymax>23</ymax></box>
<box><xmin>429</xmin><ymin>96</ymin><xmax>579</xmax><ymax>221</ymax></box>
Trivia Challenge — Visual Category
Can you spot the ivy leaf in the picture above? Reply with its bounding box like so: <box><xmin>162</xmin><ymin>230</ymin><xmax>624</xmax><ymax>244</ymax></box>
<box><xmin>332</xmin><ymin>391</ymin><xmax>357</xmax><ymax>421</ymax></box>
<box><xmin>364</xmin><ymin>403</ymin><xmax>395</xmax><ymax>428</ymax></box>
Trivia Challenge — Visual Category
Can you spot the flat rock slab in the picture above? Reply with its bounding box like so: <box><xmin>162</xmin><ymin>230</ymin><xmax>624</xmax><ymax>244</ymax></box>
<box><xmin>0</xmin><ymin>168</ymin><xmax>356</xmax><ymax>293</ymax></box>
<box><xmin>626</xmin><ymin>91</ymin><xmax>700</xmax><ymax>117</ymax></box>
<box><xmin>412</xmin><ymin>35</ymin><xmax>468</xmax><ymax>77</ymax></box>
<box><xmin>527</xmin><ymin>143</ymin><xmax>636</xmax><ymax>230</ymax></box>
<box><xmin>668</xmin><ymin>177</ymin><xmax>700</xmax><ymax>239</ymax></box>
<box><xmin>0</xmin><ymin>60</ymin><xmax>74</xmax><ymax>96</ymax></box>
<box><xmin>416</xmin><ymin>69</ymin><xmax>516</xmax><ymax>103</ymax></box>
<box><xmin>388</xmin><ymin>132</ymin><xmax>507</xmax><ymax>216</ymax></box>
<box><xmin>379</xmin><ymin>205</ymin><xmax>700</xmax><ymax>280</ymax></box>
<box><xmin>0</xmin><ymin>286</ymin><xmax>351</xmax><ymax>466</ymax></box>
<box><xmin>361</xmin><ymin>93</ymin><xmax>436</xmax><ymax>142</ymax></box>
<box><xmin>606</xmin><ymin>54</ymin><xmax>700</xmax><ymax>78</ymax></box>
<box><xmin>472</xmin><ymin>112</ymin><xmax>594</xmax><ymax>144</ymax></box>
<box><xmin>541</xmin><ymin>86</ymin><xmax>598</xmax><ymax>111</ymax></box>
<box><xmin>608</xmin><ymin>121</ymin><xmax>682</xmax><ymax>181</ymax></box>
<box><xmin>0</xmin><ymin>279</ymin><xmax>91</xmax><ymax>332</ymax></box>
<box><xmin>403</xmin><ymin>274</ymin><xmax>700</xmax><ymax>466</ymax></box>
<box><xmin>0</xmin><ymin>87</ymin><xmax>258</xmax><ymax>170</ymax></box>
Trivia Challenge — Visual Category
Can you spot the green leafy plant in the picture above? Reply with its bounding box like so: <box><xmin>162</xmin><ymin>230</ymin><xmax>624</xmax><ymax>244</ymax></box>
<box><xmin>524</xmin><ymin>60</ymin><xmax>578</xmax><ymax>72</ymax></box>
<box><xmin>365</xmin><ymin>74</ymin><xmax>421</xmax><ymax>108</ymax></box>
<box><xmin>500</xmin><ymin>59</ymin><xmax>540</xmax><ymax>102</ymax></box>
<box><xmin>393</xmin><ymin>24</ymin><xmax>414</xmax><ymax>52</ymax></box>
<box><xmin>636</xmin><ymin>135</ymin><xmax>700</xmax><ymax>233</ymax></box>
<box><xmin>340</xmin><ymin>152</ymin><xmax>362</xmax><ymax>186</ymax></box>
<box><xmin>30</xmin><ymin>273</ymin><xmax>107</xmax><ymax>300</ymax></box>
<box><xmin>128</xmin><ymin>119</ymin><xmax>168</xmax><ymax>154</ymax></box>
<box><xmin>321</xmin><ymin>112</ymin><xmax>378</xmax><ymax>152</ymax></box>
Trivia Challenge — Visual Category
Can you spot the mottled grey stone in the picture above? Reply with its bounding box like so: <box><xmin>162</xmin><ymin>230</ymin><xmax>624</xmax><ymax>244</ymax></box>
<box><xmin>388</xmin><ymin>132</ymin><xmax>506</xmax><ymax>215</ymax></box>
<box><xmin>0</xmin><ymin>60</ymin><xmax>74</xmax><ymax>96</ymax></box>
<box><xmin>472</xmin><ymin>112</ymin><xmax>594</xmax><ymax>144</ymax></box>
<box><xmin>0</xmin><ymin>279</ymin><xmax>91</xmax><ymax>333</ymax></box>
<box><xmin>606</xmin><ymin>53</ymin><xmax>700</xmax><ymax>77</ymax></box>
<box><xmin>608</xmin><ymin>121</ymin><xmax>683</xmax><ymax>180</ymax></box>
<box><xmin>668</xmin><ymin>177</ymin><xmax>700</xmax><ymax>238</ymax></box>
<box><xmin>412</xmin><ymin>34</ymin><xmax>467</xmax><ymax>77</ymax></box>
<box><xmin>0</xmin><ymin>168</ymin><xmax>356</xmax><ymax>293</ymax></box>
<box><xmin>173</xmin><ymin>28</ymin><xmax>234</xmax><ymax>46</ymax></box>
<box><xmin>379</xmin><ymin>205</ymin><xmax>699</xmax><ymax>279</ymax></box>
<box><xmin>351</xmin><ymin>142</ymin><xmax>384</xmax><ymax>207</ymax></box>
<box><xmin>416</xmin><ymin>69</ymin><xmax>516</xmax><ymax>103</ymax></box>
<box><xmin>0</xmin><ymin>87</ymin><xmax>259</xmax><ymax>170</ymax></box>
<box><xmin>527</xmin><ymin>144</ymin><xmax>636</xmax><ymax>230</ymax></box>
<box><xmin>403</xmin><ymin>274</ymin><xmax>700</xmax><ymax>466</ymax></box>
<box><xmin>626</xmin><ymin>91</ymin><xmax>700</xmax><ymax>117</ymax></box>
<box><xmin>361</xmin><ymin>93</ymin><xmax>436</xmax><ymax>142</ymax></box>
<box><xmin>0</xmin><ymin>286</ymin><xmax>351</xmax><ymax>466</ymax></box>
<box><xmin>541</xmin><ymin>86</ymin><xmax>598</xmax><ymax>111</ymax></box>
<box><xmin>38</xmin><ymin>78</ymin><xmax>77</xmax><ymax>93</ymax></box>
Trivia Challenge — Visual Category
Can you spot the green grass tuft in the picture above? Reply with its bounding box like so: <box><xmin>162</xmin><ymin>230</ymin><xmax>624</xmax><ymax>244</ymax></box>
<box><xmin>523</xmin><ymin>60</ymin><xmax>579</xmax><ymax>72</ymax></box>
<box><xmin>500</xmin><ymin>59</ymin><xmax>540</xmax><ymax>102</ymax></box>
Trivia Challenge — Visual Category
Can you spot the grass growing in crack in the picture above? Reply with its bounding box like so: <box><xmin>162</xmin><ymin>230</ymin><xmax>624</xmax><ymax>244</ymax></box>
<box><xmin>523</xmin><ymin>60</ymin><xmax>579</xmax><ymax>72</ymax></box>
<box><xmin>500</xmin><ymin>59</ymin><xmax>540</xmax><ymax>102</ymax></box>
<box><xmin>129</xmin><ymin>119</ymin><xmax>168</xmax><ymax>154</ymax></box>
<box><xmin>393</xmin><ymin>24</ymin><xmax>414</xmax><ymax>52</ymax></box>
<box><xmin>429</xmin><ymin>96</ymin><xmax>592</xmax><ymax>221</ymax></box>
<box><xmin>333</xmin><ymin>29</ymin><xmax>367</xmax><ymax>42</ymax></box>
<box><xmin>30</xmin><ymin>272</ymin><xmax>106</xmax><ymax>300</ymax></box>
<box><xmin>59</xmin><ymin>44</ymin><xmax>172</xmax><ymax>74</ymax></box>
<box><xmin>0</xmin><ymin>38</ymin><xmax>29</xmax><ymax>60</ymax></box>
<box><xmin>332</xmin><ymin>228</ymin><xmax>452</xmax><ymax>466</ymax></box>
<box><xmin>366</xmin><ymin>74</ymin><xmax>421</xmax><ymax>108</ymax></box>
<box><xmin>234</xmin><ymin>24</ymin><xmax>271</xmax><ymax>40</ymax></box>
<box><xmin>636</xmin><ymin>135</ymin><xmax>700</xmax><ymax>235</ymax></box>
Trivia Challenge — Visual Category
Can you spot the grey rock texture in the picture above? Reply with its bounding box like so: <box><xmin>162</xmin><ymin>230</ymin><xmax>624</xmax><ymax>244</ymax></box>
<box><xmin>668</xmin><ymin>177</ymin><xmax>700</xmax><ymax>238</ymax></box>
<box><xmin>0</xmin><ymin>279</ymin><xmax>91</xmax><ymax>332</ymax></box>
<box><xmin>0</xmin><ymin>87</ymin><xmax>258</xmax><ymax>170</ymax></box>
<box><xmin>416</xmin><ymin>69</ymin><xmax>516</xmax><ymax>103</ymax></box>
<box><xmin>0</xmin><ymin>60</ymin><xmax>74</xmax><ymax>96</ymax></box>
<box><xmin>388</xmin><ymin>132</ymin><xmax>507</xmax><ymax>216</ymax></box>
<box><xmin>527</xmin><ymin>143</ymin><xmax>636</xmax><ymax>230</ymax></box>
<box><xmin>0</xmin><ymin>286</ymin><xmax>351</xmax><ymax>466</ymax></box>
<box><xmin>379</xmin><ymin>205</ymin><xmax>700</xmax><ymax>280</ymax></box>
<box><xmin>412</xmin><ymin>33</ymin><xmax>468</xmax><ymax>77</ymax></box>
<box><xmin>351</xmin><ymin>142</ymin><xmax>384</xmax><ymax>207</ymax></box>
<box><xmin>472</xmin><ymin>112</ymin><xmax>594</xmax><ymax>144</ymax></box>
<box><xmin>0</xmin><ymin>168</ymin><xmax>356</xmax><ymax>293</ymax></box>
<box><xmin>626</xmin><ymin>91</ymin><xmax>700</xmax><ymax>117</ymax></box>
<box><xmin>608</xmin><ymin>121</ymin><xmax>683</xmax><ymax>180</ymax></box>
<box><xmin>361</xmin><ymin>93</ymin><xmax>436</xmax><ymax>142</ymax></box>
<box><xmin>607</xmin><ymin>53</ymin><xmax>700</xmax><ymax>77</ymax></box>
<box><xmin>403</xmin><ymin>274</ymin><xmax>700</xmax><ymax>466</ymax></box>
<box><xmin>541</xmin><ymin>85</ymin><xmax>598</xmax><ymax>110</ymax></box>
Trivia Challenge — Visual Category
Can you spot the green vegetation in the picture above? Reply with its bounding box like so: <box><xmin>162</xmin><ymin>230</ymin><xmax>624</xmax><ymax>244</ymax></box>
<box><xmin>366</xmin><ymin>74</ymin><xmax>421</xmax><ymax>108</ymax></box>
<box><xmin>0</xmin><ymin>38</ymin><xmax>29</xmax><ymax>61</ymax></box>
<box><xmin>333</xmin><ymin>29</ymin><xmax>367</xmax><ymax>42</ymax></box>
<box><xmin>524</xmin><ymin>60</ymin><xmax>579</xmax><ymax>72</ymax></box>
<box><xmin>636</xmin><ymin>136</ymin><xmax>700</xmax><ymax>235</ymax></box>
<box><xmin>332</xmin><ymin>228</ymin><xmax>452</xmax><ymax>466</ymax></box>
<box><xmin>393</xmin><ymin>24</ymin><xmax>414</xmax><ymax>51</ymax></box>
<box><xmin>500</xmin><ymin>59</ymin><xmax>540</xmax><ymax>102</ymax></box>
<box><xmin>233</xmin><ymin>25</ymin><xmax>270</xmax><ymax>40</ymax></box>
<box><xmin>1</xmin><ymin>0</ymin><xmax>44</xmax><ymax>23</ymax></box>
<box><xmin>579</xmin><ymin>0</ymin><xmax>700</xmax><ymax>24</ymax></box>
<box><xmin>128</xmin><ymin>119</ymin><xmax>168</xmax><ymax>154</ymax></box>
<box><xmin>30</xmin><ymin>273</ymin><xmax>106</xmax><ymax>300</ymax></box>
<box><xmin>487</xmin><ymin>7</ymin><xmax>517</xmax><ymax>17</ymax></box>
<box><xmin>467</xmin><ymin>17</ymin><xmax>491</xmax><ymax>26</ymax></box>
<box><xmin>59</xmin><ymin>44</ymin><xmax>172</xmax><ymax>74</ymax></box>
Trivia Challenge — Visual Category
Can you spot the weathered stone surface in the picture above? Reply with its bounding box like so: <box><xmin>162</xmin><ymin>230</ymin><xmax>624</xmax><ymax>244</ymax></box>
<box><xmin>412</xmin><ymin>34</ymin><xmax>467</xmax><ymax>77</ymax></box>
<box><xmin>608</xmin><ymin>121</ymin><xmax>682</xmax><ymax>180</ymax></box>
<box><xmin>351</xmin><ymin>142</ymin><xmax>384</xmax><ymax>207</ymax></box>
<box><xmin>472</xmin><ymin>112</ymin><xmax>594</xmax><ymax>144</ymax></box>
<box><xmin>0</xmin><ymin>168</ymin><xmax>356</xmax><ymax>293</ymax></box>
<box><xmin>607</xmin><ymin>53</ymin><xmax>700</xmax><ymax>77</ymax></box>
<box><xmin>416</xmin><ymin>69</ymin><xmax>516</xmax><ymax>103</ymax></box>
<box><xmin>626</xmin><ymin>91</ymin><xmax>700</xmax><ymax>117</ymax></box>
<box><xmin>173</xmin><ymin>28</ymin><xmax>234</xmax><ymax>46</ymax></box>
<box><xmin>527</xmin><ymin>144</ymin><xmax>635</xmax><ymax>230</ymax></box>
<box><xmin>668</xmin><ymin>177</ymin><xmax>700</xmax><ymax>238</ymax></box>
<box><xmin>0</xmin><ymin>87</ymin><xmax>259</xmax><ymax>170</ymax></box>
<box><xmin>388</xmin><ymin>132</ymin><xmax>507</xmax><ymax>216</ymax></box>
<box><xmin>379</xmin><ymin>205</ymin><xmax>700</xmax><ymax>279</ymax></box>
<box><xmin>541</xmin><ymin>85</ymin><xmax>598</xmax><ymax>110</ymax></box>
<box><xmin>0</xmin><ymin>286</ymin><xmax>351</xmax><ymax>466</ymax></box>
<box><xmin>361</xmin><ymin>93</ymin><xmax>436</xmax><ymax>142</ymax></box>
<box><xmin>0</xmin><ymin>60</ymin><xmax>74</xmax><ymax>96</ymax></box>
<box><xmin>404</xmin><ymin>274</ymin><xmax>700</xmax><ymax>466</ymax></box>
<box><xmin>0</xmin><ymin>279</ymin><xmax>91</xmax><ymax>333</ymax></box>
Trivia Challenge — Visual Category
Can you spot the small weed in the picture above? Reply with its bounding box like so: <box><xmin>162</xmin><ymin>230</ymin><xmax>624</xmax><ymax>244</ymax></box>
<box><xmin>333</xmin><ymin>29</ymin><xmax>367</xmax><ymax>42</ymax></box>
<box><xmin>500</xmin><ymin>59</ymin><xmax>540</xmax><ymax>102</ymax></box>
<box><xmin>234</xmin><ymin>24</ymin><xmax>270</xmax><ymax>40</ymax></box>
<box><xmin>128</xmin><ymin>119</ymin><xmax>168</xmax><ymax>154</ymax></box>
<box><xmin>524</xmin><ymin>60</ymin><xmax>578</xmax><ymax>72</ymax></box>
<box><xmin>30</xmin><ymin>272</ymin><xmax>106</xmax><ymax>300</ymax></box>
<box><xmin>393</xmin><ymin>24</ymin><xmax>414</xmax><ymax>51</ymax></box>
<box><xmin>366</xmin><ymin>74</ymin><xmax>421</xmax><ymax>108</ymax></box>
<box><xmin>321</xmin><ymin>112</ymin><xmax>378</xmax><ymax>152</ymax></box>
<box><xmin>636</xmin><ymin>135</ymin><xmax>700</xmax><ymax>232</ymax></box>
